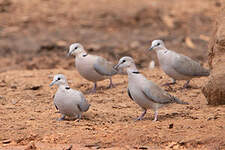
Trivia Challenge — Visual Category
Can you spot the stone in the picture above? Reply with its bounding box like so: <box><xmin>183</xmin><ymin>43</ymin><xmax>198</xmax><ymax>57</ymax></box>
<box><xmin>202</xmin><ymin>5</ymin><xmax>225</xmax><ymax>105</ymax></box>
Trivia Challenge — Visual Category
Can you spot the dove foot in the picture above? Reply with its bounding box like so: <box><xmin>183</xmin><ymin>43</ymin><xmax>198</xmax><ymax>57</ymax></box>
<box><xmin>58</xmin><ymin>115</ymin><xmax>65</xmax><ymax>121</ymax></box>
<box><xmin>163</xmin><ymin>80</ymin><xmax>176</xmax><ymax>86</ymax></box>
<box><xmin>135</xmin><ymin>109</ymin><xmax>147</xmax><ymax>121</ymax></box>
<box><xmin>76</xmin><ymin>114</ymin><xmax>82</xmax><ymax>122</ymax></box>
<box><xmin>107</xmin><ymin>78</ymin><xmax>115</xmax><ymax>88</ymax></box>
<box><xmin>183</xmin><ymin>80</ymin><xmax>191</xmax><ymax>88</ymax></box>
<box><xmin>153</xmin><ymin>111</ymin><xmax>158</xmax><ymax>121</ymax></box>
<box><xmin>89</xmin><ymin>82</ymin><xmax>97</xmax><ymax>93</ymax></box>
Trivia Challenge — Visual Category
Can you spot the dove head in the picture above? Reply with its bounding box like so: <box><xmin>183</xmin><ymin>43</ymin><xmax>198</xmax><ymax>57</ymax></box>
<box><xmin>68</xmin><ymin>43</ymin><xmax>85</xmax><ymax>56</ymax></box>
<box><xmin>149</xmin><ymin>40</ymin><xmax>165</xmax><ymax>51</ymax></box>
<box><xmin>50</xmin><ymin>74</ymin><xmax>68</xmax><ymax>87</ymax></box>
<box><xmin>114</xmin><ymin>56</ymin><xmax>136</xmax><ymax>70</ymax></box>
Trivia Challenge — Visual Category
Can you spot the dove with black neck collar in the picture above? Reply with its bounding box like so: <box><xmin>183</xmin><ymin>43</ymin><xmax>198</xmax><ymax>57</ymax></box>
<box><xmin>115</xmin><ymin>56</ymin><xmax>188</xmax><ymax>121</ymax></box>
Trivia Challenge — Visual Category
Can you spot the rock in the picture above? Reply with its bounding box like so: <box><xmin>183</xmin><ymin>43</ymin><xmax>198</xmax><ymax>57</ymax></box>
<box><xmin>24</xmin><ymin>85</ymin><xmax>42</xmax><ymax>90</ymax></box>
<box><xmin>2</xmin><ymin>139</ymin><xmax>11</xmax><ymax>144</ymax></box>
<box><xmin>202</xmin><ymin>5</ymin><xmax>225</xmax><ymax>105</ymax></box>
<box><xmin>167</xmin><ymin>142</ymin><xmax>177</xmax><ymax>148</ymax></box>
<box><xmin>138</xmin><ymin>146</ymin><xmax>148</xmax><ymax>149</ymax></box>
<box><xmin>24</xmin><ymin>141</ymin><xmax>37</xmax><ymax>150</ymax></box>
<box><xmin>169</xmin><ymin>123</ymin><xmax>174</xmax><ymax>129</ymax></box>
<box><xmin>85</xmin><ymin>143</ymin><xmax>100</xmax><ymax>148</ymax></box>
<box><xmin>64</xmin><ymin>145</ymin><xmax>73</xmax><ymax>150</ymax></box>
<box><xmin>185</xmin><ymin>37</ymin><xmax>195</xmax><ymax>49</ymax></box>
<box><xmin>10</xmin><ymin>85</ymin><xmax>17</xmax><ymax>89</ymax></box>
<box><xmin>199</xmin><ymin>34</ymin><xmax>210</xmax><ymax>42</ymax></box>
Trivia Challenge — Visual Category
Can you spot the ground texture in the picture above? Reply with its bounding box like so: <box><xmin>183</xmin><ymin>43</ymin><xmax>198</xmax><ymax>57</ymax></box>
<box><xmin>0</xmin><ymin>69</ymin><xmax>225</xmax><ymax>149</ymax></box>
<box><xmin>0</xmin><ymin>0</ymin><xmax>225</xmax><ymax>149</ymax></box>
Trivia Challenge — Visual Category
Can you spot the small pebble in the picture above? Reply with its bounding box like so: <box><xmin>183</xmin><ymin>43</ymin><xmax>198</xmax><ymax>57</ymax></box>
<box><xmin>169</xmin><ymin>123</ymin><xmax>174</xmax><ymax>129</ymax></box>
<box><xmin>2</xmin><ymin>139</ymin><xmax>11</xmax><ymax>144</ymax></box>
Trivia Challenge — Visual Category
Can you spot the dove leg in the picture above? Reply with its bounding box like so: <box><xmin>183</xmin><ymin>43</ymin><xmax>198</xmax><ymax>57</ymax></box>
<box><xmin>135</xmin><ymin>109</ymin><xmax>147</xmax><ymax>121</ymax></box>
<box><xmin>91</xmin><ymin>82</ymin><xmax>97</xmax><ymax>93</ymax></box>
<box><xmin>183</xmin><ymin>80</ymin><xmax>191</xmax><ymax>88</ymax></box>
<box><xmin>153</xmin><ymin>110</ymin><xmax>158</xmax><ymax>121</ymax></box>
<box><xmin>163</xmin><ymin>78</ymin><xmax>176</xmax><ymax>86</ymax></box>
<box><xmin>76</xmin><ymin>114</ymin><xmax>82</xmax><ymax>122</ymax></box>
<box><xmin>171</xmin><ymin>78</ymin><xmax>176</xmax><ymax>84</ymax></box>
<box><xmin>108</xmin><ymin>77</ymin><xmax>114</xmax><ymax>88</ymax></box>
<box><xmin>58</xmin><ymin>114</ymin><xmax>65</xmax><ymax>121</ymax></box>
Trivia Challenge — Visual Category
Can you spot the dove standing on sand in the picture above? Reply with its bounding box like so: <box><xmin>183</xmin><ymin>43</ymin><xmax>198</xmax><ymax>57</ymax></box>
<box><xmin>149</xmin><ymin>40</ymin><xmax>210</xmax><ymax>88</ymax></box>
<box><xmin>50</xmin><ymin>74</ymin><xmax>90</xmax><ymax>120</ymax></box>
<box><xmin>68</xmin><ymin>43</ymin><xmax>117</xmax><ymax>93</ymax></box>
<box><xmin>114</xmin><ymin>56</ymin><xmax>188</xmax><ymax>121</ymax></box>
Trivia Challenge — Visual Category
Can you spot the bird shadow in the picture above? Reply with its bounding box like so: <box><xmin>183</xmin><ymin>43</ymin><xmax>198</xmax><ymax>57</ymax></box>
<box><xmin>177</xmin><ymin>85</ymin><xmax>200</xmax><ymax>90</ymax></box>
<box><xmin>83</xmin><ymin>82</ymin><xmax>125</xmax><ymax>94</ymax></box>
<box><xmin>139</xmin><ymin>112</ymin><xmax>189</xmax><ymax>121</ymax></box>
<box><xmin>163</xmin><ymin>84</ymin><xmax>200</xmax><ymax>92</ymax></box>
<box><xmin>57</xmin><ymin>116</ymin><xmax>91</xmax><ymax>122</ymax></box>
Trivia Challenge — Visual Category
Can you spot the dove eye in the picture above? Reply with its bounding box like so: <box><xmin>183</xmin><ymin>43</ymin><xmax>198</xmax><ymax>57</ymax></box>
<box><xmin>74</xmin><ymin>47</ymin><xmax>78</xmax><ymax>50</ymax></box>
<box><xmin>157</xmin><ymin>43</ymin><xmax>160</xmax><ymax>46</ymax></box>
<box><xmin>57</xmin><ymin>77</ymin><xmax>61</xmax><ymax>80</ymax></box>
<box><xmin>122</xmin><ymin>60</ymin><xmax>126</xmax><ymax>63</ymax></box>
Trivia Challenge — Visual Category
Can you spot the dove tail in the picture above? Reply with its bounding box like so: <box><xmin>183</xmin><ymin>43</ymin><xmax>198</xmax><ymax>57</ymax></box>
<box><xmin>173</xmin><ymin>97</ymin><xmax>189</xmax><ymax>105</ymax></box>
<box><xmin>84</xmin><ymin>104</ymin><xmax>91</xmax><ymax>112</ymax></box>
<box><xmin>196</xmin><ymin>68</ymin><xmax>210</xmax><ymax>77</ymax></box>
<box><xmin>203</xmin><ymin>69</ymin><xmax>210</xmax><ymax>76</ymax></box>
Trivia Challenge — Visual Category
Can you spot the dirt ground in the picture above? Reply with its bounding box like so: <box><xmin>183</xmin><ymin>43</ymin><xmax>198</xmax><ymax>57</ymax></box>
<box><xmin>0</xmin><ymin>0</ymin><xmax>225</xmax><ymax>149</ymax></box>
<box><xmin>0</xmin><ymin>69</ymin><xmax>225</xmax><ymax>150</ymax></box>
<box><xmin>0</xmin><ymin>0</ymin><xmax>221</xmax><ymax>71</ymax></box>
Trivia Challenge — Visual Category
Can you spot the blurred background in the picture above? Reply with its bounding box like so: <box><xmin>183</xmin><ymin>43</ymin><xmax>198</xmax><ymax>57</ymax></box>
<box><xmin>0</xmin><ymin>0</ymin><xmax>222</xmax><ymax>71</ymax></box>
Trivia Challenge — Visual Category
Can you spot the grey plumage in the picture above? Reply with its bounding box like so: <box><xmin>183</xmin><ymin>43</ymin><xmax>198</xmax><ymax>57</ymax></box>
<box><xmin>149</xmin><ymin>40</ymin><xmax>210</xmax><ymax>87</ymax></box>
<box><xmin>50</xmin><ymin>74</ymin><xmax>90</xmax><ymax>120</ymax></box>
<box><xmin>141</xmin><ymin>81</ymin><xmax>188</xmax><ymax>105</ymax></box>
<box><xmin>68</xmin><ymin>43</ymin><xmax>117</xmax><ymax>92</ymax></box>
<box><xmin>172</xmin><ymin>54</ymin><xmax>210</xmax><ymax>77</ymax></box>
<box><xmin>115</xmin><ymin>56</ymin><xmax>188</xmax><ymax>121</ymax></box>
<box><xmin>93</xmin><ymin>56</ymin><xmax>117</xmax><ymax>76</ymax></box>
<box><xmin>127</xmin><ymin>88</ymin><xmax>134</xmax><ymax>101</ymax></box>
<box><xmin>77</xmin><ymin>92</ymin><xmax>90</xmax><ymax>112</ymax></box>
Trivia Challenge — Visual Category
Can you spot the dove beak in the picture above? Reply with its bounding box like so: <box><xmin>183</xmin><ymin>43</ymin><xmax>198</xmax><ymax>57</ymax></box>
<box><xmin>114</xmin><ymin>64</ymin><xmax>120</xmax><ymax>70</ymax></box>
<box><xmin>149</xmin><ymin>46</ymin><xmax>155</xmax><ymax>51</ymax></box>
<box><xmin>114</xmin><ymin>62</ymin><xmax>122</xmax><ymax>70</ymax></box>
<box><xmin>67</xmin><ymin>51</ymin><xmax>71</xmax><ymax>57</ymax></box>
<box><xmin>49</xmin><ymin>80</ymin><xmax>56</xmax><ymax>86</ymax></box>
<box><xmin>113</xmin><ymin>64</ymin><xmax>119</xmax><ymax>70</ymax></box>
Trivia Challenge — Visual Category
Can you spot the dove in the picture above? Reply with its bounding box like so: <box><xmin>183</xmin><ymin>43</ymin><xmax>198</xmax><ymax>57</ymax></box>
<box><xmin>68</xmin><ymin>43</ymin><xmax>117</xmax><ymax>93</ymax></box>
<box><xmin>114</xmin><ymin>56</ymin><xmax>188</xmax><ymax>121</ymax></box>
<box><xmin>50</xmin><ymin>74</ymin><xmax>90</xmax><ymax>121</ymax></box>
<box><xmin>149</xmin><ymin>40</ymin><xmax>210</xmax><ymax>88</ymax></box>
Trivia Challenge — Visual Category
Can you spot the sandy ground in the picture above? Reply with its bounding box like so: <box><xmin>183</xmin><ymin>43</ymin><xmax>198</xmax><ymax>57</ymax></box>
<box><xmin>0</xmin><ymin>68</ymin><xmax>225</xmax><ymax>149</ymax></box>
<box><xmin>0</xmin><ymin>0</ymin><xmax>225</xmax><ymax>149</ymax></box>
<box><xmin>0</xmin><ymin>0</ymin><xmax>221</xmax><ymax>71</ymax></box>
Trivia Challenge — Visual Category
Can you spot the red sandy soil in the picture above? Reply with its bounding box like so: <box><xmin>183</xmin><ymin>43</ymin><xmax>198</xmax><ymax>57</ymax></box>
<box><xmin>0</xmin><ymin>0</ymin><xmax>225</xmax><ymax>149</ymax></box>
<box><xmin>0</xmin><ymin>68</ymin><xmax>225</xmax><ymax>149</ymax></box>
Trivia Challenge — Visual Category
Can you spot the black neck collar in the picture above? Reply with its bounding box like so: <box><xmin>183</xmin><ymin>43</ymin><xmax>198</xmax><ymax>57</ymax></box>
<box><xmin>82</xmin><ymin>54</ymin><xmax>88</xmax><ymax>57</ymax></box>
<box><xmin>65</xmin><ymin>86</ymin><xmax>70</xmax><ymax>90</ymax></box>
<box><xmin>132</xmin><ymin>71</ymin><xmax>140</xmax><ymax>74</ymax></box>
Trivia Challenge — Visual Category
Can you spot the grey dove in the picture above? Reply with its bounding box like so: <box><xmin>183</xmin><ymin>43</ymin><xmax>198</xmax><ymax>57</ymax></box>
<box><xmin>149</xmin><ymin>40</ymin><xmax>210</xmax><ymax>88</ymax></box>
<box><xmin>50</xmin><ymin>74</ymin><xmax>90</xmax><ymax>121</ymax></box>
<box><xmin>114</xmin><ymin>56</ymin><xmax>188</xmax><ymax>121</ymax></box>
<box><xmin>68</xmin><ymin>43</ymin><xmax>117</xmax><ymax>93</ymax></box>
